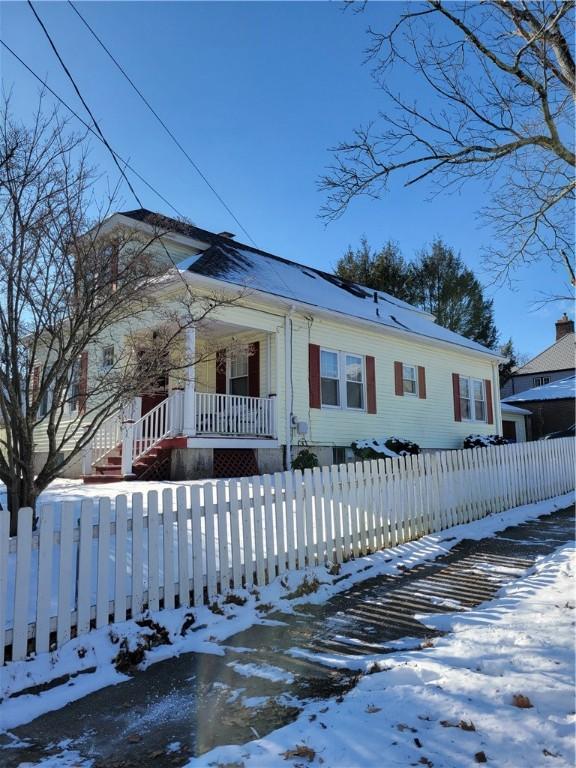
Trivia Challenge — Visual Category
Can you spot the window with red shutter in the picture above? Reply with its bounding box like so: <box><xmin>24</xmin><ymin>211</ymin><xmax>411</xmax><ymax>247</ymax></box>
<box><xmin>366</xmin><ymin>356</ymin><xmax>377</xmax><ymax>413</ymax></box>
<box><xmin>308</xmin><ymin>344</ymin><xmax>321</xmax><ymax>408</ymax></box>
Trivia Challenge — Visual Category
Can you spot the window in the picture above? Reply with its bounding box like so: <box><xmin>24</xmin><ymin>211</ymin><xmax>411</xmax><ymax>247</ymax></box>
<box><xmin>102</xmin><ymin>345</ymin><xmax>114</xmax><ymax>370</ymax></box>
<box><xmin>346</xmin><ymin>355</ymin><xmax>364</xmax><ymax>409</ymax></box>
<box><xmin>320</xmin><ymin>349</ymin><xmax>366</xmax><ymax>409</ymax></box>
<box><xmin>69</xmin><ymin>359</ymin><xmax>81</xmax><ymax>413</ymax></box>
<box><xmin>229</xmin><ymin>349</ymin><xmax>249</xmax><ymax>395</ymax></box>
<box><xmin>38</xmin><ymin>383</ymin><xmax>51</xmax><ymax>417</ymax></box>
<box><xmin>321</xmin><ymin>350</ymin><xmax>340</xmax><ymax>406</ymax></box>
<box><xmin>459</xmin><ymin>376</ymin><xmax>486</xmax><ymax>422</ymax></box>
<box><xmin>402</xmin><ymin>364</ymin><xmax>418</xmax><ymax>396</ymax></box>
<box><xmin>533</xmin><ymin>376</ymin><xmax>550</xmax><ymax>387</ymax></box>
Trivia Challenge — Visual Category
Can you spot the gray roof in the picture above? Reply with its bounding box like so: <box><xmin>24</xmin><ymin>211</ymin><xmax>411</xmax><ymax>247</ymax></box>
<box><xmin>515</xmin><ymin>332</ymin><xmax>575</xmax><ymax>375</ymax></box>
<box><xmin>503</xmin><ymin>375</ymin><xmax>575</xmax><ymax>403</ymax></box>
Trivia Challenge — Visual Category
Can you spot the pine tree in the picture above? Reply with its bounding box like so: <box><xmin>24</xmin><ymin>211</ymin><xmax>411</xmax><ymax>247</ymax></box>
<box><xmin>335</xmin><ymin>237</ymin><xmax>413</xmax><ymax>302</ymax></box>
<box><xmin>335</xmin><ymin>236</ymin><xmax>498</xmax><ymax>348</ymax></box>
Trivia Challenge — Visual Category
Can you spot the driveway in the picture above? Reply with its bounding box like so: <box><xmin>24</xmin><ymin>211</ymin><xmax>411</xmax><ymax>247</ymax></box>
<box><xmin>1</xmin><ymin>505</ymin><xmax>573</xmax><ymax>768</ymax></box>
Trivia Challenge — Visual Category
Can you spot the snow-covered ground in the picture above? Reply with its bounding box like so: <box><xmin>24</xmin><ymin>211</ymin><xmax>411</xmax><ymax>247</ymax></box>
<box><xmin>1</xmin><ymin>492</ymin><xmax>572</xmax><ymax>742</ymax></box>
<box><xmin>188</xmin><ymin>540</ymin><xmax>576</xmax><ymax>768</ymax></box>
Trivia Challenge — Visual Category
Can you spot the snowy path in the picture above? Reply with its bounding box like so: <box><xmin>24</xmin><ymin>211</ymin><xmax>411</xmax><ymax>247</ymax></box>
<box><xmin>0</xmin><ymin>501</ymin><xmax>573</xmax><ymax>768</ymax></box>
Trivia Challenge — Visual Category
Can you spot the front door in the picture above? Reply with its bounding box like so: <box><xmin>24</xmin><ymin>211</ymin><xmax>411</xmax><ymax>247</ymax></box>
<box><xmin>137</xmin><ymin>347</ymin><xmax>169</xmax><ymax>415</ymax></box>
<box><xmin>502</xmin><ymin>420</ymin><xmax>517</xmax><ymax>442</ymax></box>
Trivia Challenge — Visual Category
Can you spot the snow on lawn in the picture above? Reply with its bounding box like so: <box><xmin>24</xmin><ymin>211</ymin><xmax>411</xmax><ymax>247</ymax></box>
<box><xmin>0</xmin><ymin>492</ymin><xmax>573</xmax><ymax>736</ymax></box>
<box><xmin>0</xmin><ymin>477</ymin><xmax>218</xmax><ymax>516</ymax></box>
<box><xmin>187</xmin><ymin>541</ymin><xmax>576</xmax><ymax>768</ymax></box>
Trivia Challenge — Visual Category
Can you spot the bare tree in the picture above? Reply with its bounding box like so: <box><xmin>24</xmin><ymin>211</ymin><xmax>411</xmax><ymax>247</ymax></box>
<box><xmin>321</xmin><ymin>1</ymin><xmax>575</xmax><ymax>284</ymax></box>
<box><xmin>0</xmin><ymin>101</ymin><xmax>241</xmax><ymax>533</ymax></box>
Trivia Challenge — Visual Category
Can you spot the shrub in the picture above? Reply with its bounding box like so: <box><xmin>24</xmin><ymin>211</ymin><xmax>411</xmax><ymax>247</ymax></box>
<box><xmin>351</xmin><ymin>436</ymin><xmax>421</xmax><ymax>460</ymax></box>
<box><xmin>463</xmin><ymin>434</ymin><xmax>509</xmax><ymax>449</ymax></box>
<box><xmin>291</xmin><ymin>449</ymin><xmax>319</xmax><ymax>471</ymax></box>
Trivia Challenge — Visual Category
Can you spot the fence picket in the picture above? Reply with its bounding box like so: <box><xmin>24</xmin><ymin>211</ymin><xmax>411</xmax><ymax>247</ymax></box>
<box><xmin>203</xmin><ymin>484</ymin><xmax>218</xmax><ymax>599</ymax></box>
<box><xmin>77</xmin><ymin>500</ymin><xmax>93</xmax><ymax>635</ymax></box>
<box><xmin>229</xmin><ymin>481</ymin><xmax>242</xmax><ymax>589</ymax></box>
<box><xmin>12</xmin><ymin>507</ymin><xmax>33</xmax><ymax>660</ymax></box>
<box><xmin>252</xmin><ymin>478</ymin><xmax>266</xmax><ymax>586</ymax></box>
<box><xmin>216</xmin><ymin>481</ymin><xmax>230</xmax><ymax>595</ymax></box>
<box><xmin>96</xmin><ymin>498</ymin><xmax>111</xmax><ymax>629</ymax></box>
<box><xmin>114</xmin><ymin>495</ymin><xmax>128</xmax><ymax>622</ymax></box>
<box><xmin>330</xmin><ymin>464</ymin><xmax>343</xmax><ymax>563</ymax></box>
<box><xmin>274</xmin><ymin>472</ymin><xmax>287</xmax><ymax>575</ymax></box>
<box><xmin>303</xmin><ymin>469</ymin><xmax>316</xmax><ymax>566</ymax></box>
<box><xmin>283</xmin><ymin>471</ymin><xmax>297</xmax><ymax>572</ymax></box>
<box><xmin>263</xmin><ymin>475</ymin><xmax>276</xmax><ymax>581</ymax></box>
<box><xmin>190</xmin><ymin>485</ymin><xmax>204</xmax><ymax>606</ymax></box>
<box><xmin>0</xmin><ymin>510</ymin><xmax>8</xmax><ymax>664</ymax></box>
<box><xmin>322</xmin><ymin>466</ymin><xmax>334</xmax><ymax>562</ymax></box>
<box><xmin>176</xmin><ymin>486</ymin><xmax>190</xmax><ymax>607</ymax></box>
<box><xmin>35</xmin><ymin>504</ymin><xmax>54</xmax><ymax>654</ymax></box>
<box><xmin>239</xmin><ymin>477</ymin><xmax>254</xmax><ymax>588</ymax></box>
<box><xmin>57</xmin><ymin>502</ymin><xmax>75</xmax><ymax>647</ymax></box>
<box><xmin>148</xmin><ymin>491</ymin><xmax>160</xmax><ymax>611</ymax></box>
<box><xmin>293</xmin><ymin>469</ymin><xmax>306</xmax><ymax>570</ymax></box>
<box><xmin>131</xmin><ymin>494</ymin><xmax>144</xmax><ymax>617</ymax></box>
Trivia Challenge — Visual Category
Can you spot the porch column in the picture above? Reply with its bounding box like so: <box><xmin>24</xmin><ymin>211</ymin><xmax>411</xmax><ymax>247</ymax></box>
<box><xmin>182</xmin><ymin>325</ymin><xmax>196</xmax><ymax>437</ymax></box>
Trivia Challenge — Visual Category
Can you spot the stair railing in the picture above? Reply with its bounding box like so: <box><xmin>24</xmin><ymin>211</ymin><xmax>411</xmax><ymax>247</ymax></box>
<box><xmin>121</xmin><ymin>396</ymin><xmax>173</xmax><ymax>475</ymax></box>
<box><xmin>82</xmin><ymin>410</ymin><xmax>122</xmax><ymax>474</ymax></box>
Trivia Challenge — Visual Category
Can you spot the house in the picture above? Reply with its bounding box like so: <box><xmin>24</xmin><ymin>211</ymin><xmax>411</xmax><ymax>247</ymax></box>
<box><xmin>32</xmin><ymin>209</ymin><xmax>504</xmax><ymax>482</ymax></box>
<box><xmin>502</xmin><ymin>375</ymin><xmax>575</xmax><ymax>440</ymax></box>
<box><xmin>501</xmin><ymin>314</ymin><xmax>575</xmax><ymax>398</ymax></box>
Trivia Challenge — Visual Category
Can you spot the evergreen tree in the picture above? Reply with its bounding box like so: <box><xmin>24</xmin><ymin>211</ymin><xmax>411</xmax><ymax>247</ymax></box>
<box><xmin>335</xmin><ymin>236</ymin><xmax>499</xmax><ymax>348</ymax></box>
<box><xmin>408</xmin><ymin>239</ymin><xmax>498</xmax><ymax>349</ymax></box>
<box><xmin>498</xmin><ymin>338</ymin><xmax>524</xmax><ymax>388</ymax></box>
<box><xmin>335</xmin><ymin>237</ymin><xmax>413</xmax><ymax>302</ymax></box>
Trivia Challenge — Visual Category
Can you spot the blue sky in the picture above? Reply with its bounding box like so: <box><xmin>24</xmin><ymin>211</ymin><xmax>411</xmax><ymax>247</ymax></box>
<box><xmin>1</xmin><ymin>0</ymin><xmax>572</xmax><ymax>357</ymax></box>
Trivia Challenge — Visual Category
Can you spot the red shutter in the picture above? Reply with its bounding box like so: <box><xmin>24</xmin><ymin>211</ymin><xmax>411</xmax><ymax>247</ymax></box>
<box><xmin>394</xmin><ymin>361</ymin><xmax>404</xmax><ymax>396</ymax></box>
<box><xmin>452</xmin><ymin>373</ymin><xmax>462</xmax><ymax>422</ymax></box>
<box><xmin>248</xmin><ymin>342</ymin><xmax>260</xmax><ymax>397</ymax></box>
<box><xmin>418</xmin><ymin>366</ymin><xmax>427</xmax><ymax>399</ymax></box>
<box><xmin>485</xmin><ymin>379</ymin><xmax>494</xmax><ymax>424</ymax></box>
<box><xmin>79</xmin><ymin>352</ymin><xmax>88</xmax><ymax>414</ymax></box>
<box><xmin>32</xmin><ymin>365</ymin><xmax>40</xmax><ymax>404</ymax></box>
<box><xmin>309</xmin><ymin>344</ymin><xmax>321</xmax><ymax>409</ymax></box>
<box><xmin>366</xmin><ymin>356</ymin><xmax>377</xmax><ymax>414</ymax></box>
<box><xmin>216</xmin><ymin>349</ymin><xmax>227</xmax><ymax>394</ymax></box>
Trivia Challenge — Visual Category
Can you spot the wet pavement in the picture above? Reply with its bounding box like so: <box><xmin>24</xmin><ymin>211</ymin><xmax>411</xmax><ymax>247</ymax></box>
<box><xmin>1</xmin><ymin>505</ymin><xmax>574</xmax><ymax>767</ymax></box>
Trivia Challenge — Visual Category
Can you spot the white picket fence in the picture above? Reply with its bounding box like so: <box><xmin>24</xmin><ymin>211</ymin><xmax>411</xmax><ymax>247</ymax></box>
<box><xmin>1</xmin><ymin>438</ymin><xmax>573</xmax><ymax>663</ymax></box>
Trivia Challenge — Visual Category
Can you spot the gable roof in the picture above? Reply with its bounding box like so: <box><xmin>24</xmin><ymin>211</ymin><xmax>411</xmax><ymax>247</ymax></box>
<box><xmin>503</xmin><ymin>375</ymin><xmax>575</xmax><ymax>403</ymax></box>
<box><xmin>120</xmin><ymin>208</ymin><xmax>500</xmax><ymax>360</ymax></box>
<box><xmin>514</xmin><ymin>332</ymin><xmax>575</xmax><ymax>375</ymax></box>
<box><xmin>501</xmin><ymin>403</ymin><xmax>532</xmax><ymax>415</ymax></box>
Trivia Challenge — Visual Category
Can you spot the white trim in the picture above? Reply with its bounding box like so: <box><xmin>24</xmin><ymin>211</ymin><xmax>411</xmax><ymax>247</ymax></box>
<box><xmin>186</xmin><ymin>437</ymin><xmax>279</xmax><ymax>449</ymax></box>
<box><xmin>402</xmin><ymin>363</ymin><xmax>419</xmax><ymax>398</ymax></box>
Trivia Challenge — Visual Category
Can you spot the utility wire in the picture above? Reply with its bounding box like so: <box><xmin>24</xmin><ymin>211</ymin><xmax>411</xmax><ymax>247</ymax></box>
<box><xmin>0</xmin><ymin>39</ymin><xmax>185</xmax><ymax>219</ymax></box>
<box><xmin>26</xmin><ymin>0</ymin><xmax>203</xmax><ymax>304</ymax></box>
<box><xmin>67</xmin><ymin>0</ymin><xmax>257</xmax><ymax>247</ymax></box>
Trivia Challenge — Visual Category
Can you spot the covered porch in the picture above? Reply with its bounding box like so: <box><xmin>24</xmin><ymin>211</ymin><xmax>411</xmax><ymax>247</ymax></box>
<box><xmin>85</xmin><ymin>317</ymin><xmax>281</xmax><ymax>480</ymax></box>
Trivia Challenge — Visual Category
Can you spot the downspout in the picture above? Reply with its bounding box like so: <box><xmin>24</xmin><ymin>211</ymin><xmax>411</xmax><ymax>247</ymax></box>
<box><xmin>284</xmin><ymin>309</ymin><xmax>294</xmax><ymax>470</ymax></box>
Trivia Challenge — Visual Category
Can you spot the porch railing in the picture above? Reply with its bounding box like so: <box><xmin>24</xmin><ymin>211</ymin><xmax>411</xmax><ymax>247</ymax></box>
<box><xmin>195</xmin><ymin>392</ymin><xmax>276</xmax><ymax>437</ymax></box>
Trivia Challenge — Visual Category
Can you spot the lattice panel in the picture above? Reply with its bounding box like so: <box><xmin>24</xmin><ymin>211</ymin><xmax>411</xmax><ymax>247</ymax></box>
<box><xmin>213</xmin><ymin>448</ymin><xmax>259</xmax><ymax>479</ymax></box>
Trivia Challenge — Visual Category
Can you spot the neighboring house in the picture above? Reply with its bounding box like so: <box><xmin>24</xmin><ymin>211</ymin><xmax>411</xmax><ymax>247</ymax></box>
<box><xmin>502</xmin><ymin>376</ymin><xmax>575</xmax><ymax>440</ymax></box>
<box><xmin>32</xmin><ymin>209</ymin><xmax>503</xmax><ymax>482</ymax></box>
<box><xmin>501</xmin><ymin>403</ymin><xmax>531</xmax><ymax>442</ymax></box>
<box><xmin>501</xmin><ymin>314</ymin><xmax>575</xmax><ymax>398</ymax></box>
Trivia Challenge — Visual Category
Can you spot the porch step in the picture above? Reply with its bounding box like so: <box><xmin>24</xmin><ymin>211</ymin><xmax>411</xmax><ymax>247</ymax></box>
<box><xmin>82</xmin><ymin>435</ymin><xmax>187</xmax><ymax>484</ymax></box>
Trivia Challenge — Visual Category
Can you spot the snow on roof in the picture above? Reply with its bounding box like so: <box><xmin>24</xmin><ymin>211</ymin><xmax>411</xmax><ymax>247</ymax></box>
<box><xmin>503</xmin><ymin>375</ymin><xmax>575</xmax><ymax>403</ymax></box>
<box><xmin>119</xmin><ymin>209</ymin><xmax>499</xmax><ymax>358</ymax></box>
<box><xmin>501</xmin><ymin>403</ymin><xmax>532</xmax><ymax>416</ymax></box>
<box><xmin>177</xmin><ymin>241</ymin><xmax>499</xmax><ymax>358</ymax></box>
<box><xmin>514</xmin><ymin>332</ymin><xmax>575</xmax><ymax>375</ymax></box>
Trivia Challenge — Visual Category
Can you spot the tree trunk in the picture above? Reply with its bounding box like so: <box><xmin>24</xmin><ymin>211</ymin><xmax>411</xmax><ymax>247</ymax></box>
<box><xmin>7</xmin><ymin>477</ymin><xmax>38</xmax><ymax>537</ymax></box>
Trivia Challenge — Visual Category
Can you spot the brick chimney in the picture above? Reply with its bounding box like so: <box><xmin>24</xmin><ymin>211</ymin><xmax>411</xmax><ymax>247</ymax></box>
<box><xmin>555</xmin><ymin>313</ymin><xmax>574</xmax><ymax>340</ymax></box>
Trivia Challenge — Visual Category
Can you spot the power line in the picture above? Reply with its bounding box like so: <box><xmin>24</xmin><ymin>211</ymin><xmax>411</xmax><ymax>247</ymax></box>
<box><xmin>0</xmin><ymin>39</ymin><xmax>185</xmax><ymax>219</ymax></box>
<box><xmin>24</xmin><ymin>1</ymin><xmax>205</xmax><ymax>305</ymax></box>
<box><xmin>67</xmin><ymin>0</ymin><xmax>257</xmax><ymax>247</ymax></box>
